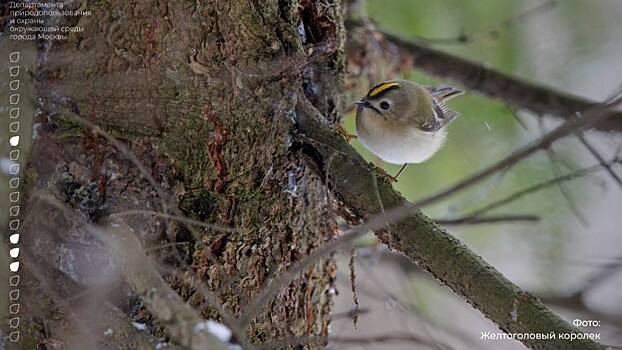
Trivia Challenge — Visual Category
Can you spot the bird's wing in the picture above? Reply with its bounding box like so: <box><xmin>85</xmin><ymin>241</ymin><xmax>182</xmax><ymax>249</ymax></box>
<box><xmin>425</xmin><ymin>85</ymin><xmax>463</xmax><ymax>126</ymax></box>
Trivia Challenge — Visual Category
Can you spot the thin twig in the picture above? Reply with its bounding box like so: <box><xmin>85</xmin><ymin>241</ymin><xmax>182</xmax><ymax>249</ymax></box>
<box><xmin>435</xmin><ymin>214</ymin><xmax>540</xmax><ymax>225</ymax></box>
<box><xmin>348</xmin><ymin>248</ymin><xmax>360</xmax><ymax>328</ymax></box>
<box><xmin>412</xmin><ymin>95</ymin><xmax>622</xmax><ymax>209</ymax></box>
<box><xmin>565</xmin><ymin>257</ymin><xmax>622</xmax><ymax>300</ymax></box>
<box><xmin>537</xmin><ymin>118</ymin><xmax>589</xmax><ymax>226</ymax></box>
<box><xmin>418</xmin><ymin>0</ymin><xmax>557</xmax><ymax>46</ymax></box>
<box><xmin>441</xmin><ymin>158</ymin><xmax>619</xmax><ymax>223</ymax></box>
<box><xmin>110</xmin><ymin>209</ymin><xmax>236</xmax><ymax>233</ymax></box>
<box><xmin>505</xmin><ymin>104</ymin><xmax>528</xmax><ymax>131</ymax></box>
<box><xmin>540</xmin><ymin>293</ymin><xmax>622</xmax><ymax>331</ymax></box>
<box><xmin>575</xmin><ymin>131</ymin><xmax>622</xmax><ymax>187</ymax></box>
<box><xmin>330</xmin><ymin>333</ymin><xmax>451</xmax><ymax>349</ymax></box>
<box><xmin>333</xmin><ymin>268</ymin><xmax>474</xmax><ymax>348</ymax></box>
<box><xmin>548</xmin><ymin>147</ymin><xmax>589</xmax><ymax>225</ymax></box>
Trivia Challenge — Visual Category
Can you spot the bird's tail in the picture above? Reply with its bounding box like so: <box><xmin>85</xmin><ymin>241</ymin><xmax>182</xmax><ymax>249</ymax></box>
<box><xmin>425</xmin><ymin>85</ymin><xmax>464</xmax><ymax>102</ymax></box>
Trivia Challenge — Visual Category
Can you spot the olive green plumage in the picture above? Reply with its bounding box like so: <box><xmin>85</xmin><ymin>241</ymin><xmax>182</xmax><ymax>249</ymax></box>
<box><xmin>355</xmin><ymin>79</ymin><xmax>463</xmax><ymax>165</ymax></box>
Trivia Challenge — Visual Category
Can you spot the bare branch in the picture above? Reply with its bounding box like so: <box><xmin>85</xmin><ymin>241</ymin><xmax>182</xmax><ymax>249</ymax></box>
<box><xmin>434</xmin><ymin>158</ymin><xmax>619</xmax><ymax>224</ymax></box>
<box><xmin>540</xmin><ymin>293</ymin><xmax>622</xmax><ymax>331</ymax></box>
<box><xmin>416</xmin><ymin>0</ymin><xmax>557</xmax><ymax>46</ymax></box>
<box><xmin>576</xmin><ymin>131</ymin><xmax>622</xmax><ymax>187</ymax></box>
<box><xmin>103</xmin><ymin>221</ymin><xmax>230</xmax><ymax>350</ymax></box>
<box><xmin>110</xmin><ymin>209</ymin><xmax>236</xmax><ymax>233</ymax></box>
<box><xmin>21</xmin><ymin>249</ymin><xmax>180</xmax><ymax>350</ymax></box>
<box><xmin>334</xmin><ymin>267</ymin><xmax>477</xmax><ymax>347</ymax></box>
<box><xmin>435</xmin><ymin>214</ymin><xmax>540</xmax><ymax>226</ymax></box>
<box><xmin>259</xmin><ymin>333</ymin><xmax>449</xmax><ymax>350</ymax></box>
<box><xmin>330</xmin><ymin>333</ymin><xmax>450</xmax><ymax>349</ymax></box>
<box><xmin>412</xmin><ymin>95</ymin><xmax>622</xmax><ymax>208</ymax></box>
<box><xmin>505</xmin><ymin>104</ymin><xmax>528</xmax><ymax>131</ymax></box>
<box><xmin>541</xmin><ymin>132</ymin><xmax>589</xmax><ymax>226</ymax></box>
<box><xmin>358</xmin><ymin>247</ymin><xmax>622</xmax><ymax>338</ymax></box>
<box><xmin>36</xmin><ymin>192</ymin><xmax>230</xmax><ymax>350</ymax></box>
<box><xmin>348</xmin><ymin>249</ymin><xmax>360</xmax><ymax>328</ymax></box>
<box><xmin>331</xmin><ymin>307</ymin><xmax>371</xmax><ymax>320</ymax></box>
<box><xmin>289</xmin><ymin>95</ymin><xmax>621</xmax><ymax>349</ymax></box>
<box><xmin>574</xmin><ymin>258</ymin><xmax>622</xmax><ymax>296</ymax></box>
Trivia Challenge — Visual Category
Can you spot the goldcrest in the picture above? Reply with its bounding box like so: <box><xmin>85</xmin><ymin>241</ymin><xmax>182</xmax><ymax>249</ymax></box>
<box><xmin>355</xmin><ymin>79</ymin><xmax>463</xmax><ymax>166</ymax></box>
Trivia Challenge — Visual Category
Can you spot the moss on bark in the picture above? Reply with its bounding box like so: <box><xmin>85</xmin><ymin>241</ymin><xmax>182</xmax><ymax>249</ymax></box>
<box><xmin>16</xmin><ymin>0</ymin><xmax>346</xmax><ymax>348</ymax></box>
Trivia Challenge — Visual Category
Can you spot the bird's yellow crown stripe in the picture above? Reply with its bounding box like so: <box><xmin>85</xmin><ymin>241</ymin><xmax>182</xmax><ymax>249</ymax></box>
<box><xmin>368</xmin><ymin>82</ymin><xmax>400</xmax><ymax>97</ymax></box>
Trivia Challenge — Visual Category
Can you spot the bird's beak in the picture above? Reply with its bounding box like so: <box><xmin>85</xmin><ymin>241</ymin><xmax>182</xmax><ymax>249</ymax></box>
<box><xmin>355</xmin><ymin>100</ymin><xmax>381</xmax><ymax>114</ymax></box>
<box><xmin>355</xmin><ymin>100</ymin><xmax>369</xmax><ymax>107</ymax></box>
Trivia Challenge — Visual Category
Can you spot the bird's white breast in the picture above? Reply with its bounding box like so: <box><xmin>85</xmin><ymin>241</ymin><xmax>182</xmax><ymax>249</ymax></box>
<box><xmin>357</xmin><ymin>123</ymin><xmax>447</xmax><ymax>164</ymax></box>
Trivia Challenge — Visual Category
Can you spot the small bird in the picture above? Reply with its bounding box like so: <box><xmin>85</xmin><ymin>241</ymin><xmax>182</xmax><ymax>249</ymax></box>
<box><xmin>355</xmin><ymin>79</ymin><xmax>463</xmax><ymax>179</ymax></box>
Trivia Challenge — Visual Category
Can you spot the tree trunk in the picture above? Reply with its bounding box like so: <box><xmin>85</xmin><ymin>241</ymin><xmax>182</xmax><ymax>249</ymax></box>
<box><xmin>10</xmin><ymin>0</ymin><xmax>345</xmax><ymax>348</ymax></box>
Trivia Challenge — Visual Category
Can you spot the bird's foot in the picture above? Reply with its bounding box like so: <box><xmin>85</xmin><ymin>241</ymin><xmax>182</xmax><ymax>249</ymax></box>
<box><xmin>336</xmin><ymin>124</ymin><xmax>357</xmax><ymax>143</ymax></box>
<box><xmin>378</xmin><ymin>164</ymin><xmax>408</xmax><ymax>183</ymax></box>
<box><xmin>376</xmin><ymin>167</ymin><xmax>400</xmax><ymax>183</ymax></box>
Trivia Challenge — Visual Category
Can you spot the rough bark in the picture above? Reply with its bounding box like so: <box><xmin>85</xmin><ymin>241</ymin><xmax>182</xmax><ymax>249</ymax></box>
<box><xmin>11</xmin><ymin>0</ymin><xmax>345</xmax><ymax>348</ymax></box>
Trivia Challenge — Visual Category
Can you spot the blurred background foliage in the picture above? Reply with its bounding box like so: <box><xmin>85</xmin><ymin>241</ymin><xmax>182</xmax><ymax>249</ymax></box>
<box><xmin>335</xmin><ymin>1</ymin><xmax>622</xmax><ymax>348</ymax></box>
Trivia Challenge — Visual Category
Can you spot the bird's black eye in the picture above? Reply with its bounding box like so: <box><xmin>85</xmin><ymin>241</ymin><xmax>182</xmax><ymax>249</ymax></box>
<box><xmin>380</xmin><ymin>101</ymin><xmax>390</xmax><ymax>110</ymax></box>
